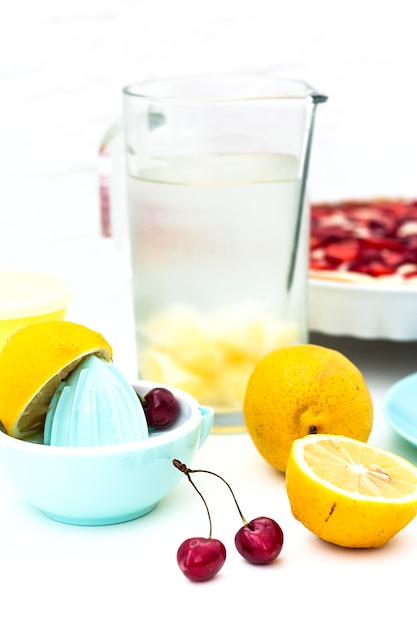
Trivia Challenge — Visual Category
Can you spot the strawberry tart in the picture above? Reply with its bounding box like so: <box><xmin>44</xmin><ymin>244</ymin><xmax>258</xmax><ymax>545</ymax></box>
<box><xmin>308</xmin><ymin>198</ymin><xmax>417</xmax><ymax>340</ymax></box>
<box><xmin>310</xmin><ymin>198</ymin><xmax>417</xmax><ymax>284</ymax></box>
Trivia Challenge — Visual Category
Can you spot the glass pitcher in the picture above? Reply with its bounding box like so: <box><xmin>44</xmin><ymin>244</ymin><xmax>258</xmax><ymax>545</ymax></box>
<box><xmin>100</xmin><ymin>74</ymin><xmax>327</xmax><ymax>433</ymax></box>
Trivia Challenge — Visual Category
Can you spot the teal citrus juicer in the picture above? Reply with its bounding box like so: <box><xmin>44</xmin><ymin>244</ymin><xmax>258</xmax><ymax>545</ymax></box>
<box><xmin>44</xmin><ymin>355</ymin><xmax>149</xmax><ymax>446</ymax></box>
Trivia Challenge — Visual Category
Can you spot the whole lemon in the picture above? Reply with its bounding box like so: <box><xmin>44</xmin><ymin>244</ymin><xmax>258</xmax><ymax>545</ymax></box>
<box><xmin>243</xmin><ymin>344</ymin><xmax>373</xmax><ymax>472</ymax></box>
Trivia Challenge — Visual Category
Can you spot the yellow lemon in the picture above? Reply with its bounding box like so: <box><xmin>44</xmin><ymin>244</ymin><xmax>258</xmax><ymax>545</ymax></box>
<box><xmin>243</xmin><ymin>344</ymin><xmax>373</xmax><ymax>472</ymax></box>
<box><xmin>0</xmin><ymin>321</ymin><xmax>112</xmax><ymax>439</ymax></box>
<box><xmin>286</xmin><ymin>434</ymin><xmax>417</xmax><ymax>548</ymax></box>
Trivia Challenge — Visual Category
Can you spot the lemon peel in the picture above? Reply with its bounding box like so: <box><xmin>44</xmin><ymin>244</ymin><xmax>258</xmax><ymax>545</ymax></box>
<box><xmin>243</xmin><ymin>344</ymin><xmax>373</xmax><ymax>472</ymax></box>
<box><xmin>0</xmin><ymin>320</ymin><xmax>112</xmax><ymax>439</ymax></box>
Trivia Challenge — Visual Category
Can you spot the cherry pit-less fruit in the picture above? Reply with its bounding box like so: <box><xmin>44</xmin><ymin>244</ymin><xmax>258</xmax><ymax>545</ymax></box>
<box><xmin>173</xmin><ymin>460</ymin><xmax>284</xmax><ymax>582</ymax></box>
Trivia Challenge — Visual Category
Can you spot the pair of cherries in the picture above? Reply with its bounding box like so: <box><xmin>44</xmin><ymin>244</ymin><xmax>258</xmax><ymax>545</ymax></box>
<box><xmin>173</xmin><ymin>460</ymin><xmax>284</xmax><ymax>582</ymax></box>
<box><xmin>137</xmin><ymin>389</ymin><xmax>284</xmax><ymax>580</ymax></box>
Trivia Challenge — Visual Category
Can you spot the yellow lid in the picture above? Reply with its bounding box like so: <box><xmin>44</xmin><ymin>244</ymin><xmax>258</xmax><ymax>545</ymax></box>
<box><xmin>0</xmin><ymin>272</ymin><xmax>71</xmax><ymax>320</ymax></box>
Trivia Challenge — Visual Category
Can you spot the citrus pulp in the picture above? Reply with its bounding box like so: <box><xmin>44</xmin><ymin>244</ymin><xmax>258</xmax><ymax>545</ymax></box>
<box><xmin>286</xmin><ymin>434</ymin><xmax>417</xmax><ymax>548</ymax></box>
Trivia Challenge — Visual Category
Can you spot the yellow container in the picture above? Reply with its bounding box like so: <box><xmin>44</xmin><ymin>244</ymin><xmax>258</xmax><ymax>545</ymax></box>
<box><xmin>0</xmin><ymin>272</ymin><xmax>71</xmax><ymax>350</ymax></box>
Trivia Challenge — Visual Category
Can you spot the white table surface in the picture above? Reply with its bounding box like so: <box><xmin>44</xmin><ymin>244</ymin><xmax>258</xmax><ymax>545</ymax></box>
<box><xmin>1</xmin><ymin>237</ymin><xmax>416</xmax><ymax>626</ymax></box>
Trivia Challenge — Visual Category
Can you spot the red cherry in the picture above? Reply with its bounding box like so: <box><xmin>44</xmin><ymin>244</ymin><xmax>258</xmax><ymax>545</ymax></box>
<box><xmin>141</xmin><ymin>387</ymin><xmax>180</xmax><ymax>430</ymax></box>
<box><xmin>235</xmin><ymin>516</ymin><xmax>284</xmax><ymax>565</ymax></box>
<box><xmin>177</xmin><ymin>537</ymin><xmax>226</xmax><ymax>582</ymax></box>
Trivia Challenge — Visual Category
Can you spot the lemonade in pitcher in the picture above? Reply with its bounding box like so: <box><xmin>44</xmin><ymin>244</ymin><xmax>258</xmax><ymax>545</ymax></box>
<box><xmin>127</xmin><ymin>153</ymin><xmax>307</xmax><ymax>426</ymax></box>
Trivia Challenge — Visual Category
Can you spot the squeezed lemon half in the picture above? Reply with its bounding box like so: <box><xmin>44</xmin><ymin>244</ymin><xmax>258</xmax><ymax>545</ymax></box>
<box><xmin>0</xmin><ymin>320</ymin><xmax>112</xmax><ymax>439</ymax></box>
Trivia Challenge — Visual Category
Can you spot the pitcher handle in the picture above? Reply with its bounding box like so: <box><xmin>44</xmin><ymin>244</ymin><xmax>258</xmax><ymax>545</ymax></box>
<box><xmin>98</xmin><ymin>121</ymin><xmax>123</xmax><ymax>238</ymax></box>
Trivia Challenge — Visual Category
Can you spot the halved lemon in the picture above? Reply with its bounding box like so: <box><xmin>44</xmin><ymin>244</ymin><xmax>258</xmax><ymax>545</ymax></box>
<box><xmin>0</xmin><ymin>320</ymin><xmax>112</xmax><ymax>439</ymax></box>
<box><xmin>285</xmin><ymin>434</ymin><xmax>417</xmax><ymax>548</ymax></box>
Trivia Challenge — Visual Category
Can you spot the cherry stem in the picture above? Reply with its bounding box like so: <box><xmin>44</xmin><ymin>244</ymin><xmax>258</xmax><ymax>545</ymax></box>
<box><xmin>173</xmin><ymin>460</ymin><xmax>213</xmax><ymax>538</ymax></box>
<box><xmin>134</xmin><ymin>391</ymin><xmax>149</xmax><ymax>409</ymax></box>
<box><xmin>173</xmin><ymin>459</ymin><xmax>248</xmax><ymax>526</ymax></box>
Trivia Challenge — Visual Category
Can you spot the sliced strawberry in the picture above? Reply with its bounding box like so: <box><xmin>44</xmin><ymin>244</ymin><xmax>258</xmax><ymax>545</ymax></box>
<box><xmin>380</xmin><ymin>249</ymin><xmax>409</xmax><ymax>268</ymax></box>
<box><xmin>310</xmin><ymin>198</ymin><xmax>417</xmax><ymax>281</ymax></box>
<box><xmin>350</xmin><ymin>261</ymin><xmax>395</xmax><ymax>277</ymax></box>
<box><xmin>310</xmin><ymin>258</ymin><xmax>336</xmax><ymax>271</ymax></box>
<box><xmin>325</xmin><ymin>240</ymin><xmax>360</xmax><ymax>264</ymax></box>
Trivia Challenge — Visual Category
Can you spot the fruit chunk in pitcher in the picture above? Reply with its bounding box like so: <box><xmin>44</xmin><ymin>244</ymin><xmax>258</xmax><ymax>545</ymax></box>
<box><xmin>128</xmin><ymin>154</ymin><xmax>307</xmax><ymax>415</ymax></box>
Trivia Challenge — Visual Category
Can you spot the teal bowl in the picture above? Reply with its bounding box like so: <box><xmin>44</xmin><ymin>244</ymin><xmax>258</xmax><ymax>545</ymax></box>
<box><xmin>0</xmin><ymin>380</ymin><xmax>213</xmax><ymax>526</ymax></box>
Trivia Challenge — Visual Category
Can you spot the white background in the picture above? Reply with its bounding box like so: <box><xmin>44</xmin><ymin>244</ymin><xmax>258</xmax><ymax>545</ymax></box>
<box><xmin>1</xmin><ymin>0</ymin><xmax>416</xmax><ymax>247</ymax></box>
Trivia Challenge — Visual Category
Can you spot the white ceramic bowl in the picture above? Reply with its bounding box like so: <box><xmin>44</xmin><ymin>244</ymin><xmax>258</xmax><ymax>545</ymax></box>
<box><xmin>0</xmin><ymin>380</ymin><xmax>213</xmax><ymax>526</ymax></box>
<box><xmin>309</xmin><ymin>278</ymin><xmax>417</xmax><ymax>341</ymax></box>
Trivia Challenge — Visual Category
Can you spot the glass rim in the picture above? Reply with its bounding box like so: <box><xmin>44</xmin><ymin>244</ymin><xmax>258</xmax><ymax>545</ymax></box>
<box><xmin>123</xmin><ymin>73</ymin><xmax>327</xmax><ymax>104</ymax></box>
